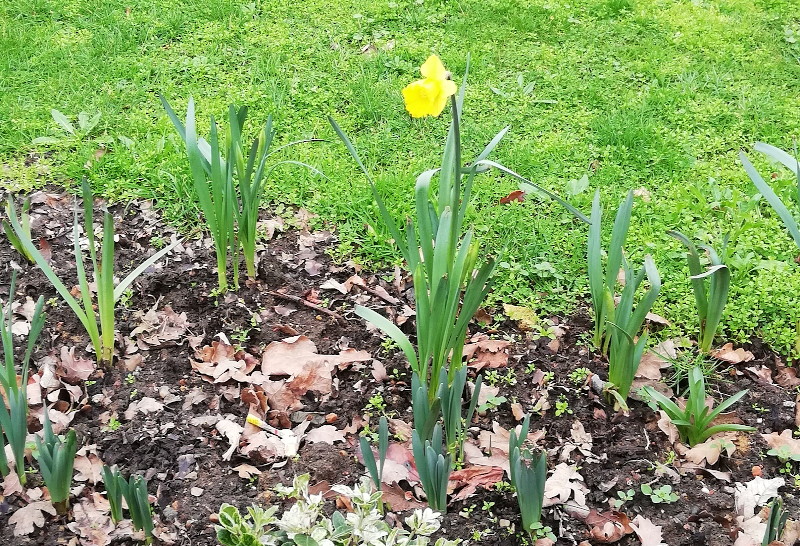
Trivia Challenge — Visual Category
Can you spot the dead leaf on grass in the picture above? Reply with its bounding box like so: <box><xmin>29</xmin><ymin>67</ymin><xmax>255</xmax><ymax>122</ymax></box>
<box><xmin>503</xmin><ymin>304</ymin><xmax>539</xmax><ymax>331</ymax></box>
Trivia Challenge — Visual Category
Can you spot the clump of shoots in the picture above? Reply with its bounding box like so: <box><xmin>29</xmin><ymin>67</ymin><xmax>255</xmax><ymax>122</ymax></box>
<box><xmin>668</xmin><ymin>231</ymin><xmax>730</xmax><ymax>353</ymax></box>
<box><xmin>643</xmin><ymin>366</ymin><xmax>755</xmax><ymax>447</ymax></box>
<box><xmin>0</xmin><ymin>272</ymin><xmax>45</xmax><ymax>484</ymax></box>
<box><xmin>5</xmin><ymin>180</ymin><xmax>178</xmax><ymax>364</ymax></box>
<box><xmin>34</xmin><ymin>409</ymin><xmax>78</xmax><ymax>514</ymax></box>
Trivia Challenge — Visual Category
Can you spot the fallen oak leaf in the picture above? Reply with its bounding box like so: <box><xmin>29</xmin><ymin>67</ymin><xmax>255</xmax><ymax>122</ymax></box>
<box><xmin>232</xmin><ymin>464</ymin><xmax>262</xmax><ymax>479</ymax></box>
<box><xmin>584</xmin><ymin>509</ymin><xmax>634</xmax><ymax>543</ymax></box>
<box><xmin>448</xmin><ymin>466</ymin><xmax>504</xmax><ymax>501</ymax></box>
<box><xmin>711</xmin><ymin>343</ymin><xmax>754</xmax><ymax>364</ymax></box>
<box><xmin>305</xmin><ymin>425</ymin><xmax>345</xmax><ymax>444</ymax></box>
<box><xmin>9</xmin><ymin>500</ymin><xmax>57</xmax><ymax>536</ymax></box>
<box><xmin>630</xmin><ymin>515</ymin><xmax>668</xmax><ymax>546</ymax></box>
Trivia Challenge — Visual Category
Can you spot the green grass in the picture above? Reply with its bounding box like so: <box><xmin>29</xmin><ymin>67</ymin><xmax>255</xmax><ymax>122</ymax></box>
<box><xmin>3</xmin><ymin>0</ymin><xmax>800</xmax><ymax>355</ymax></box>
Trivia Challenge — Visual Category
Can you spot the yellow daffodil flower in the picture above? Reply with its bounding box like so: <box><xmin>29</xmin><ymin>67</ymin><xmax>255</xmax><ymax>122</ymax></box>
<box><xmin>402</xmin><ymin>55</ymin><xmax>457</xmax><ymax>118</ymax></box>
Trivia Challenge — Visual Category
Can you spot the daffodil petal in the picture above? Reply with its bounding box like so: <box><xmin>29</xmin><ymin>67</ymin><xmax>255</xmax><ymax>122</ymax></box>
<box><xmin>420</xmin><ymin>55</ymin><xmax>448</xmax><ymax>80</ymax></box>
<box><xmin>402</xmin><ymin>79</ymin><xmax>438</xmax><ymax>118</ymax></box>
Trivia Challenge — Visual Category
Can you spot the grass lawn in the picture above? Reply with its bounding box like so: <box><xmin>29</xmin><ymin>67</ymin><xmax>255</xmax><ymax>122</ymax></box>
<box><xmin>3</xmin><ymin>0</ymin><xmax>800</xmax><ymax>355</ymax></box>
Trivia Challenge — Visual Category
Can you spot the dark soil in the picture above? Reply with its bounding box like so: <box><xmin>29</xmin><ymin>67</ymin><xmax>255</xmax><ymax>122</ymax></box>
<box><xmin>0</xmin><ymin>190</ymin><xmax>797</xmax><ymax>546</ymax></box>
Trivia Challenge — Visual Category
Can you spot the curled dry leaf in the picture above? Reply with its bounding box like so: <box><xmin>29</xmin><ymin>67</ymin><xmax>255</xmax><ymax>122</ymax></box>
<box><xmin>55</xmin><ymin>346</ymin><xmax>95</xmax><ymax>383</ymax></box>
<box><xmin>67</xmin><ymin>497</ymin><xmax>115</xmax><ymax>546</ymax></box>
<box><xmin>448</xmin><ymin>466</ymin><xmax>504</xmax><ymax>501</ymax></box>
<box><xmin>192</xmin><ymin>341</ymin><xmax>259</xmax><ymax>384</ymax></box>
<box><xmin>711</xmin><ymin>343</ymin><xmax>755</xmax><ymax>364</ymax></box>
<box><xmin>463</xmin><ymin>333</ymin><xmax>511</xmax><ymax>371</ymax></box>
<box><xmin>544</xmin><ymin>463</ymin><xmax>588</xmax><ymax>507</ymax></box>
<box><xmin>130</xmin><ymin>303</ymin><xmax>192</xmax><ymax>348</ymax></box>
<box><xmin>216</xmin><ymin>418</ymin><xmax>244</xmax><ymax>461</ymax></box>
<box><xmin>584</xmin><ymin>509</ymin><xmax>634</xmax><ymax>543</ymax></box>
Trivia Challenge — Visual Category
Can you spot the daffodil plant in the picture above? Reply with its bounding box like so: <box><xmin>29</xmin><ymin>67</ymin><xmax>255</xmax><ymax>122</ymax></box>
<box><xmin>5</xmin><ymin>181</ymin><xmax>179</xmax><ymax>363</ymax></box>
<box><xmin>330</xmin><ymin>55</ymin><xmax>584</xmax><ymax>463</ymax></box>
<box><xmin>34</xmin><ymin>410</ymin><xmax>78</xmax><ymax>515</ymax></box>
<box><xmin>2</xmin><ymin>197</ymin><xmax>34</xmax><ymax>263</ymax></box>
<box><xmin>0</xmin><ymin>272</ymin><xmax>45</xmax><ymax>484</ymax></box>
<box><xmin>102</xmin><ymin>464</ymin><xmax>154</xmax><ymax>541</ymax></box>
<box><xmin>741</xmin><ymin>142</ymin><xmax>800</xmax><ymax>250</ymax></box>
<box><xmin>162</xmin><ymin>97</ymin><xmax>321</xmax><ymax>289</ymax></box>
<box><xmin>509</xmin><ymin>415</ymin><xmax>552</xmax><ymax>541</ymax></box>
<box><xmin>643</xmin><ymin>366</ymin><xmax>755</xmax><ymax>447</ymax></box>
<box><xmin>668</xmin><ymin>231</ymin><xmax>730</xmax><ymax>353</ymax></box>
<box><xmin>588</xmin><ymin>190</ymin><xmax>661</xmax><ymax>406</ymax></box>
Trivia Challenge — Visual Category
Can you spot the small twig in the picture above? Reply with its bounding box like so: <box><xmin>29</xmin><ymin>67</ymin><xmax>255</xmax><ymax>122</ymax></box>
<box><xmin>267</xmin><ymin>290</ymin><xmax>347</xmax><ymax>325</ymax></box>
<box><xmin>351</xmin><ymin>282</ymin><xmax>400</xmax><ymax>305</ymax></box>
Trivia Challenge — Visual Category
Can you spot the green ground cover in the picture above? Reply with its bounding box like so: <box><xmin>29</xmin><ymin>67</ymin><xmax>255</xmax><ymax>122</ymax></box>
<box><xmin>2</xmin><ymin>0</ymin><xmax>800</xmax><ymax>355</ymax></box>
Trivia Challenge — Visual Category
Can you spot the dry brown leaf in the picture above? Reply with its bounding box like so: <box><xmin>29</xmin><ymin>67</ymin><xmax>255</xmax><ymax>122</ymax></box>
<box><xmin>380</xmin><ymin>483</ymin><xmax>426</xmax><ymax>511</ymax></box>
<box><xmin>74</xmin><ymin>446</ymin><xmax>104</xmax><ymax>484</ymax></box>
<box><xmin>130</xmin><ymin>303</ymin><xmax>192</xmax><ymax>348</ymax></box>
<box><xmin>762</xmin><ymin>429</ymin><xmax>800</xmax><ymax>460</ymax></box>
<box><xmin>9</xmin><ymin>501</ymin><xmax>57</xmax><ymax>536</ymax></box>
<box><xmin>636</xmin><ymin>351</ymin><xmax>670</xmax><ymax>380</ymax></box>
<box><xmin>449</xmin><ymin>466</ymin><xmax>504</xmax><ymax>501</ymax></box>
<box><xmin>657</xmin><ymin>411</ymin><xmax>680</xmax><ymax>444</ymax></box>
<box><xmin>67</xmin><ymin>497</ymin><xmax>114</xmax><ymax>546</ymax></box>
<box><xmin>584</xmin><ymin>509</ymin><xmax>634</xmax><ymax>543</ymax></box>
<box><xmin>463</xmin><ymin>334</ymin><xmax>511</xmax><ymax>371</ymax></box>
<box><xmin>55</xmin><ymin>346</ymin><xmax>95</xmax><ymax>383</ymax></box>
<box><xmin>260</xmin><ymin>335</ymin><xmax>370</xmax><ymax>378</ymax></box>
<box><xmin>123</xmin><ymin>397</ymin><xmax>164</xmax><ymax>420</ymax></box>
<box><xmin>630</xmin><ymin>515</ymin><xmax>667</xmax><ymax>546</ymax></box>
<box><xmin>216</xmin><ymin>418</ymin><xmax>244</xmax><ymax>461</ymax></box>
<box><xmin>544</xmin><ymin>463</ymin><xmax>588</xmax><ymax>507</ymax></box>
<box><xmin>232</xmin><ymin>464</ymin><xmax>262</xmax><ymax>479</ymax></box>
<box><xmin>305</xmin><ymin>425</ymin><xmax>345</xmax><ymax>444</ymax></box>
<box><xmin>3</xmin><ymin>471</ymin><xmax>23</xmax><ymax>496</ymax></box>
<box><xmin>711</xmin><ymin>343</ymin><xmax>755</xmax><ymax>364</ymax></box>
<box><xmin>371</xmin><ymin>360</ymin><xmax>387</xmax><ymax>382</ymax></box>
<box><xmin>774</xmin><ymin>364</ymin><xmax>800</xmax><ymax>388</ymax></box>
<box><xmin>684</xmin><ymin>435</ymin><xmax>736</xmax><ymax>466</ymax></box>
<box><xmin>192</xmin><ymin>341</ymin><xmax>258</xmax><ymax>384</ymax></box>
